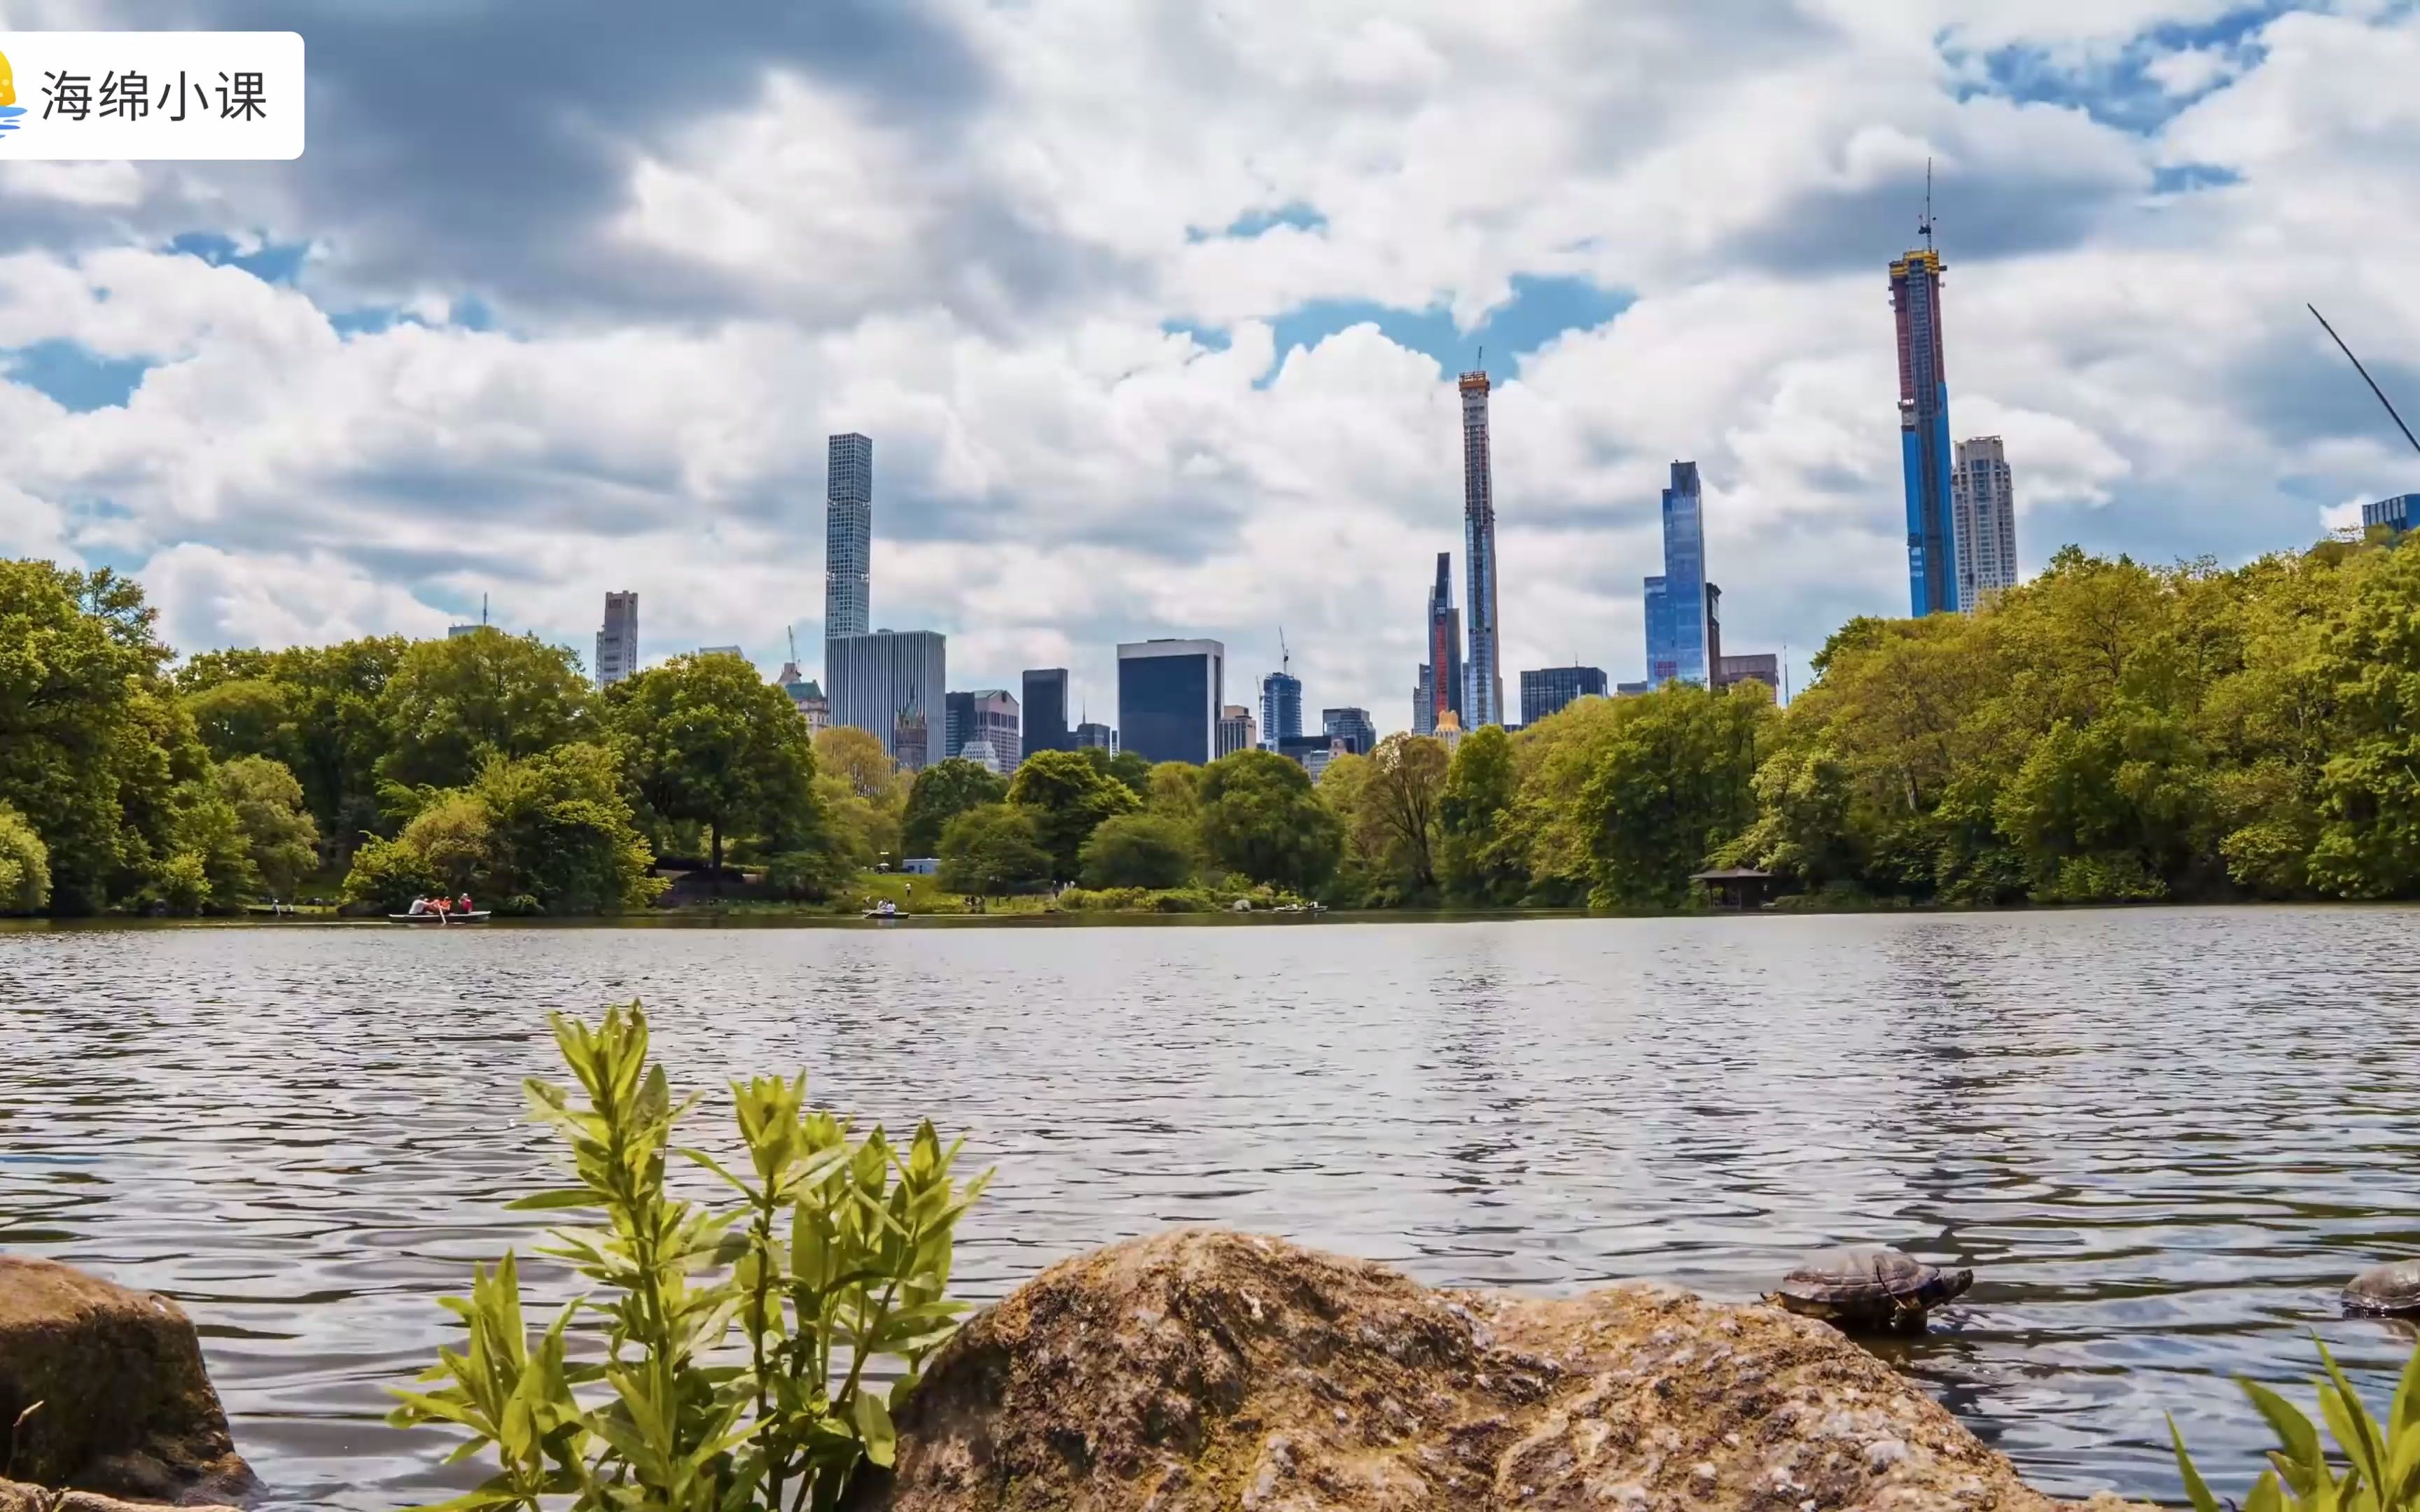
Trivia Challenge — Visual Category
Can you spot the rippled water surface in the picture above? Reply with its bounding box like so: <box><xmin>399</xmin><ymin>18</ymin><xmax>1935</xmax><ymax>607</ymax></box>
<box><xmin>6</xmin><ymin>909</ymin><xmax>2420</xmax><ymax>1507</ymax></box>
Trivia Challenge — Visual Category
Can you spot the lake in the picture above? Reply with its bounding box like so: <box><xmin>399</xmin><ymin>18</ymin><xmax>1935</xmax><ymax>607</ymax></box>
<box><xmin>4</xmin><ymin>907</ymin><xmax>2418</xmax><ymax>1508</ymax></box>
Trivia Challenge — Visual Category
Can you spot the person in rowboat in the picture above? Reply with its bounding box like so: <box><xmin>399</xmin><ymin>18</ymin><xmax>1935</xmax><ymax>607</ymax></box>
<box><xmin>457</xmin><ymin>893</ymin><xmax>473</xmax><ymax>913</ymax></box>
<box><xmin>407</xmin><ymin>896</ymin><xmax>429</xmax><ymax>915</ymax></box>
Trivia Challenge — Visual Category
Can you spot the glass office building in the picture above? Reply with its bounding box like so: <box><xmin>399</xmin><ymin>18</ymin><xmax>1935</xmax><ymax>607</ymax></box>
<box><xmin>1118</xmin><ymin>638</ymin><xmax>1225</xmax><ymax>765</ymax></box>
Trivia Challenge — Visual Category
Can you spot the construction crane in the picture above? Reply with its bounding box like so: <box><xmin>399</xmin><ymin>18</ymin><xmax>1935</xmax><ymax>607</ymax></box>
<box><xmin>2309</xmin><ymin>304</ymin><xmax>2420</xmax><ymax>459</ymax></box>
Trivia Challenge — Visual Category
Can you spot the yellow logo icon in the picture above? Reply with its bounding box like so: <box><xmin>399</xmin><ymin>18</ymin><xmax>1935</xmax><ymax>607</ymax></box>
<box><xmin>0</xmin><ymin>48</ymin><xmax>15</xmax><ymax>106</ymax></box>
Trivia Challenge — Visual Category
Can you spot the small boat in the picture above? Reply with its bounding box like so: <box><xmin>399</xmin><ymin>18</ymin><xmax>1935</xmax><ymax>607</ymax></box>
<box><xmin>387</xmin><ymin>911</ymin><xmax>492</xmax><ymax>925</ymax></box>
<box><xmin>861</xmin><ymin>902</ymin><xmax>907</xmax><ymax>921</ymax></box>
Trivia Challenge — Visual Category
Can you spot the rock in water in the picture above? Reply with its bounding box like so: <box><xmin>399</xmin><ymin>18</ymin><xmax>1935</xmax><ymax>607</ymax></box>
<box><xmin>0</xmin><ymin>1482</ymin><xmax>244</xmax><ymax>1512</ymax></box>
<box><xmin>845</xmin><ymin>1229</ymin><xmax>2147</xmax><ymax>1512</ymax></box>
<box><xmin>2344</xmin><ymin>1259</ymin><xmax>2420</xmax><ymax>1317</ymax></box>
<box><xmin>0</xmin><ymin>1256</ymin><xmax>257</xmax><ymax>1505</ymax></box>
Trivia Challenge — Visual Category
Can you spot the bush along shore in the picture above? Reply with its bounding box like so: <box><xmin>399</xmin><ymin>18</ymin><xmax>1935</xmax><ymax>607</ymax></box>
<box><xmin>12</xmin><ymin>529</ymin><xmax>2420</xmax><ymax>920</ymax></box>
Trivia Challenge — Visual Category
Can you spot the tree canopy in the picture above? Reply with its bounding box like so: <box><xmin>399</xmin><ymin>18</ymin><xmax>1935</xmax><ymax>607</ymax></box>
<box><xmin>1197</xmin><ymin>748</ymin><xmax>1341</xmax><ymax>892</ymax></box>
<box><xmin>901</xmin><ymin>758</ymin><xmax>1008</xmax><ymax>858</ymax></box>
<box><xmin>1007</xmin><ymin>749</ymin><xmax>1141</xmax><ymax>881</ymax></box>
<box><xmin>936</xmin><ymin>803</ymin><xmax>1052</xmax><ymax>896</ymax></box>
<box><xmin>1078</xmin><ymin>811</ymin><xmax>1196</xmax><ymax>890</ymax></box>
<box><xmin>606</xmin><ymin>653</ymin><xmax>823</xmax><ymax>874</ymax></box>
<box><xmin>376</xmin><ymin>628</ymin><xmax>594</xmax><ymax>798</ymax></box>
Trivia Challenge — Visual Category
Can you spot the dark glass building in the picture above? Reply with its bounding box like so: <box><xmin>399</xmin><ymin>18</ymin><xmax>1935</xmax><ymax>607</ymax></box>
<box><xmin>1321</xmin><ymin>707</ymin><xmax>1376</xmax><ymax>756</ymax></box>
<box><xmin>1117</xmin><ymin>639</ymin><xmax>1224</xmax><ymax>764</ymax></box>
<box><xmin>1021</xmin><ymin>668</ymin><xmax>1071</xmax><ymax>755</ymax></box>
<box><xmin>1520</xmin><ymin>666</ymin><xmax>1607</xmax><ymax>724</ymax></box>
<box><xmin>1259</xmin><ymin>670</ymin><xmax>1302</xmax><ymax>748</ymax></box>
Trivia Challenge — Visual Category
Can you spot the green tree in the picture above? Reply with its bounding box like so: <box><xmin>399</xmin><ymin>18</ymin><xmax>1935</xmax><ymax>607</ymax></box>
<box><xmin>376</xmin><ymin>627</ymin><xmax>592</xmax><ymax>798</ymax></box>
<box><xmin>814</xmin><ymin>724</ymin><xmax>901</xmax><ymax>804</ymax></box>
<box><xmin>0</xmin><ymin>802</ymin><xmax>51</xmax><ymax>913</ymax></box>
<box><xmin>607</xmin><ymin>654</ymin><xmax>823</xmax><ymax>877</ymax></box>
<box><xmin>936</xmin><ymin>803</ymin><xmax>1052</xmax><ymax>896</ymax></box>
<box><xmin>900</xmin><ymin>758</ymin><xmax>1008</xmax><ymax>857</ymax></box>
<box><xmin>0</xmin><ymin>563</ymin><xmax>186</xmax><ymax>913</ymax></box>
<box><xmin>1081</xmin><ymin>745</ymin><xmax>1155</xmax><ymax>800</ymax></box>
<box><xmin>1355</xmin><ymin>733</ymin><xmax>1449</xmax><ymax>899</ymax></box>
<box><xmin>214</xmin><ymin>755</ymin><xmax>322</xmax><ymax>897</ymax></box>
<box><xmin>1577</xmin><ymin>683</ymin><xmax>1772</xmax><ymax>909</ymax></box>
<box><xmin>184</xmin><ymin>678</ymin><xmax>292</xmax><ymax>764</ymax></box>
<box><xmin>1145</xmin><ymin>761</ymin><xmax>1202</xmax><ymax>820</ymax></box>
<box><xmin>1007</xmin><ymin>748</ymin><xmax>1141</xmax><ymax>881</ymax></box>
<box><xmin>1197</xmin><ymin>749</ymin><xmax>1340</xmax><ymax>892</ymax></box>
<box><xmin>153</xmin><ymin>778</ymin><xmax>258</xmax><ymax>913</ymax></box>
<box><xmin>1438</xmin><ymin>724</ymin><xmax>1527</xmax><ymax>904</ymax></box>
<box><xmin>1078</xmin><ymin>811</ymin><xmax>1195</xmax><ymax>889</ymax></box>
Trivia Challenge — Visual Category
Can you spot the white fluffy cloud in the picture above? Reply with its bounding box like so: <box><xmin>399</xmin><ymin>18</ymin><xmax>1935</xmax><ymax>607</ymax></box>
<box><xmin>4</xmin><ymin>0</ymin><xmax>2418</xmax><ymax>730</ymax></box>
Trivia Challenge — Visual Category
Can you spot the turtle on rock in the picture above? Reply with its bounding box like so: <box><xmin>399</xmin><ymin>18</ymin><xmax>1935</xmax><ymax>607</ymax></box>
<box><xmin>1769</xmin><ymin>1246</ymin><xmax>1974</xmax><ymax>1334</ymax></box>
<box><xmin>2342</xmin><ymin>1260</ymin><xmax>2420</xmax><ymax>1318</ymax></box>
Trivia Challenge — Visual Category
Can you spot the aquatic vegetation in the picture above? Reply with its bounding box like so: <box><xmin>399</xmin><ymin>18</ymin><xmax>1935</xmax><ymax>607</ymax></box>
<box><xmin>389</xmin><ymin>1001</ymin><xmax>989</xmax><ymax>1511</ymax></box>
<box><xmin>2171</xmin><ymin>1334</ymin><xmax>2420</xmax><ymax>1511</ymax></box>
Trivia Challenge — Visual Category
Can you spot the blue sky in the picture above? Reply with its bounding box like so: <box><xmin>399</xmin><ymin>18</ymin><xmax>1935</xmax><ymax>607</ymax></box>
<box><xmin>2</xmin><ymin>0</ymin><xmax>2416</xmax><ymax>727</ymax></box>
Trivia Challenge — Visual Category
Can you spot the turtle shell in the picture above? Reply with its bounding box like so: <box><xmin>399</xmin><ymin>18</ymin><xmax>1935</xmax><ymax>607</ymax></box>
<box><xmin>1779</xmin><ymin>1246</ymin><xmax>1940</xmax><ymax>1306</ymax></box>
<box><xmin>2343</xmin><ymin>1260</ymin><xmax>2420</xmax><ymax>1317</ymax></box>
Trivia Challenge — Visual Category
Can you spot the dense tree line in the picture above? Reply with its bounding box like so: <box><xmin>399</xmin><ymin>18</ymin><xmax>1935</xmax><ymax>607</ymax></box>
<box><xmin>13</xmin><ymin>530</ymin><xmax>2420</xmax><ymax>918</ymax></box>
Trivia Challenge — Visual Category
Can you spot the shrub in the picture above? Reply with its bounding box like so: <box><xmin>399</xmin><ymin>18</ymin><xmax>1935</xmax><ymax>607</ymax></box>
<box><xmin>936</xmin><ymin>804</ymin><xmax>1052</xmax><ymax>896</ymax></box>
<box><xmin>764</xmin><ymin>846</ymin><xmax>856</xmax><ymax>902</ymax></box>
<box><xmin>1078</xmin><ymin>812</ymin><xmax>1195</xmax><ymax>890</ymax></box>
<box><xmin>391</xmin><ymin>1002</ymin><xmax>989</xmax><ymax>1511</ymax></box>
<box><xmin>2171</xmin><ymin>1333</ymin><xmax>2420</xmax><ymax>1511</ymax></box>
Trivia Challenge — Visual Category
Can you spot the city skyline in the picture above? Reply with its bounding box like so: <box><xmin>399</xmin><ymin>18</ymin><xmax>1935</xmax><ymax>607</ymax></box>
<box><xmin>6</xmin><ymin>4</ymin><xmax>2416</xmax><ymax>738</ymax></box>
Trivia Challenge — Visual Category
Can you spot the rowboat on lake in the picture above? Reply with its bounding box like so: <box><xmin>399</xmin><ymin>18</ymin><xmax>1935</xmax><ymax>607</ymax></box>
<box><xmin>387</xmin><ymin>911</ymin><xmax>492</xmax><ymax>925</ymax></box>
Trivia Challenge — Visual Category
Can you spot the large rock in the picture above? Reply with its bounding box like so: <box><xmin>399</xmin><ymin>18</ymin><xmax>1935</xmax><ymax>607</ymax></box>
<box><xmin>0</xmin><ymin>1482</ymin><xmax>242</xmax><ymax>1512</ymax></box>
<box><xmin>851</xmin><ymin>1231</ymin><xmax>2150</xmax><ymax>1512</ymax></box>
<box><xmin>0</xmin><ymin>1257</ymin><xmax>256</xmax><ymax>1506</ymax></box>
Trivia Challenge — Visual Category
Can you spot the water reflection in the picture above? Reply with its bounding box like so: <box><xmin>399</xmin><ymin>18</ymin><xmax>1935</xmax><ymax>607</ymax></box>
<box><xmin>4</xmin><ymin>908</ymin><xmax>2420</xmax><ymax>1507</ymax></box>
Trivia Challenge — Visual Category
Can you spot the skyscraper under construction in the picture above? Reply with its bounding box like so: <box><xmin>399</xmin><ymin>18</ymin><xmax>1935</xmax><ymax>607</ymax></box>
<box><xmin>1890</xmin><ymin>241</ymin><xmax>1959</xmax><ymax>617</ymax></box>
<box><xmin>1459</xmin><ymin>369</ymin><xmax>1505</xmax><ymax>726</ymax></box>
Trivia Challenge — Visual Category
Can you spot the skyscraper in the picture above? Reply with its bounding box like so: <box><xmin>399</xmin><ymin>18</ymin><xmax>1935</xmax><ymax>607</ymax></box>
<box><xmin>1416</xmin><ymin>550</ymin><xmax>1464</xmax><ymax>737</ymax></box>
<box><xmin>1022</xmin><ymin>668</ymin><xmax>1071</xmax><ymax>756</ymax></box>
<box><xmin>1891</xmin><ymin>244</ymin><xmax>1959</xmax><ymax>615</ymax></box>
<box><xmin>1459</xmin><ymin>370</ymin><xmax>1505</xmax><ymax>727</ymax></box>
<box><xmin>945</xmin><ymin>689</ymin><xmax>1021</xmax><ymax>769</ymax></box>
<box><xmin>1260</xmin><ymin>669</ymin><xmax>1302</xmax><ymax>748</ymax></box>
<box><xmin>1118</xmin><ymin>639</ymin><xmax>1225</xmax><ymax>764</ymax></box>
<box><xmin>1321</xmin><ymin>707</ymin><xmax>1376</xmax><ymax>756</ymax></box>
<box><xmin>1642</xmin><ymin>462</ymin><xmax>1711</xmax><ymax>686</ymax></box>
<box><xmin>1952</xmin><ymin>436</ymin><xmax>2019</xmax><ymax>603</ymax></box>
<box><xmin>825</xmin><ymin>433</ymin><xmax>872</xmax><ymax>644</ymax></box>
<box><xmin>1520</xmin><ymin>666</ymin><xmax>1606</xmax><ymax>724</ymax></box>
<box><xmin>594</xmin><ymin>591</ymin><xmax>639</xmax><ymax>688</ymax></box>
<box><xmin>826</xmin><ymin>628</ymin><xmax>945</xmax><ymax>771</ymax></box>
<box><xmin>1216</xmin><ymin>705</ymin><xmax>1257</xmax><ymax>759</ymax></box>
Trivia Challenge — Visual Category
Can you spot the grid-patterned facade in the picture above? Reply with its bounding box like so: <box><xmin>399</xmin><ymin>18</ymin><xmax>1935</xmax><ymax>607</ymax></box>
<box><xmin>1520</xmin><ymin>666</ymin><xmax>1607</xmax><ymax>724</ymax></box>
<box><xmin>825</xmin><ymin>433</ymin><xmax>873</xmax><ymax>643</ymax></box>
<box><xmin>1643</xmin><ymin>461</ymin><xmax>1711</xmax><ymax>687</ymax></box>
<box><xmin>1459</xmin><ymin>372</ymin><xmax>1504</xmax><ymax>727</ymax></box>
<box><xmin>1119</xmin><ymin>639</ymin><xmax>1224</xmax><ymax>765</ymax></box>
<box><xmin>1216</xmin><ymin>705</ymin><xmax>1258</xmax><ymax>759</ymax></box>
<box><xmin>594</xmin><ymin>591</ymin><xmax>639</xmax><ymax>687</ymax></box>
<box><xmin>827</xmin><ymin>628</ymin><xmax>945</xmax><ymax>771</ymax></box>
<box><xmin>1952</xmin><ymin>435</ymin><xmax>2019</xmax><ymax>604</ymax></box>
<box><xmin>945</xmin><ymin>689</ymin><xmax>1022</xmax><ymax>769</ymax></box>
<box><xmin>1260</xmin><ymin>671</ymin><xmax>1302</xmax><ymax>748</ymax></box>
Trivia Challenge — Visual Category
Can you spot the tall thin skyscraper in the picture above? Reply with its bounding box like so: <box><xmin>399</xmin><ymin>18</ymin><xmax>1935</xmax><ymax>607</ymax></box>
<box><xmin>1459</xmin><ymin>369</ymin><xmax>1504</xmax><ymax>727</ymax></box>
<box><xmin>1952</xmin><ymin>436</ymin><xmax>2018</xmax><ymax>604</ymax></box>
<box><xmin>594</xmin><ymin>591</ymin><xmax>639</xmax><ymax>688</ymax></box>
<box><xmin>1890</xmin><ymin>242</ymin><xmax>1959</xmax><ymax>615</ymax></box>
<box><xmin>825</xmin><ymin>433</ymin><xmax>872</xmax><ymax>643</ymax></box>
<box><xmin>1417</xmin><ymin>550</ymin><xmax>1464</xmax><ymax>737</ymax></box>
<box><xmin>1641</xmin><ymin>462</ymin><xmax>1711</xmax><ymax>685</ymax></box>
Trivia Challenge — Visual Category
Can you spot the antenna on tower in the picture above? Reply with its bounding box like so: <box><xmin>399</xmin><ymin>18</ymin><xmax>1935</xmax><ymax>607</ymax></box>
<box><xmin>1917</xmin><ymin>158</ymin><xmax>1935</xmax><ymax>251</ymax></box>
<box><xmin>2310</xmin><ymin>304</ymin><xmax>2420</xmax><ymax>459</ymax></box>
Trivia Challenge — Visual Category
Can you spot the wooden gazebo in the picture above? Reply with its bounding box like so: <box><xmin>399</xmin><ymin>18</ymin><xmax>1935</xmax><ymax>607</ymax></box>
<box><xmin>1690</xmin><ymin>867</ymin><xmax>1776</xmax><ymax>910</ymax></box>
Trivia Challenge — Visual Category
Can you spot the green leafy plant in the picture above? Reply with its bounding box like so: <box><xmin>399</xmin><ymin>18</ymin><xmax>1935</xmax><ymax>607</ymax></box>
<box><xmin>2171</xmin><ymin>1335</ymin><xmax>2420</xmax><ymax>1511</ymax></box>
<box><xmin>389</xmin><ymin>1001</ymin><xmax>989</xmax><ymax>1511</ymax></box>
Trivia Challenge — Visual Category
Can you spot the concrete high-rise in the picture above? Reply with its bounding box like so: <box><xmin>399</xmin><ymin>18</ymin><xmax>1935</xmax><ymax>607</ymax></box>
<box><xmin>594</xmin><ymin>591</ymin><xmax>639</xmax><ymax>688</ymax></box>
<box><xmin>1021</xmin><ymin>668</ymin><xmax>1070</xmax><ymax>756</ymax></box>
<box><xmin>1459</xmin><ymin>370</ymin><xmax>1505</xmax><ymax>727</ymax></box>
<box><xmin>1415</xmin><ymin>550</ymin><xmax>1463</xmax><ymax>737</ymax></box>
<box><xmin>1891</xmin><ymin>246</ymin><xmax>1959</xmax><ymax>615</ymax></box>
<box><xmin>1952</xmin><ymin>436</ymin><xmax>2018</xmax><ymax>604</ymax></box>
<box><xmin>825</xmin><ymin>433</ymin><xmax>873</xmax><ymax>643</ymax></box>
<box><xmin>1216</xmin><ymin>705</ymin><xmax>1257</xmax><ymax>759</ymax></box>
<box><xmin>1642</xmin><ymin>462</ymin><xmax>1711</xmax><ymax>686</ymax></box>
<box><xmin>945</xmin><ymin>689</ymin><xmax>1021</xmax><ymax>769</ymax></box>
<box><xmin>1119</xmin><ymin>639</ymin><xmax>1224</xmax><ymax>765</ymax></box>
<box><xmin>827</xmin><ymin>628</ymin><xmax>945</xmax><ymax>772</ymax></box>
<box><xmin>1260</xmin><ymin>670</ymin><xmax>1302</xmax><ymax>749</ymax></box>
